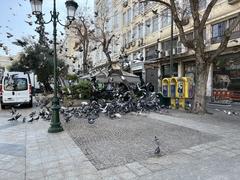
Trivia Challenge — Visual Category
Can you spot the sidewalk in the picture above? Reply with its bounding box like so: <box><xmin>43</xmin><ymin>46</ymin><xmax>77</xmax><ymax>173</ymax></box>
<box><xmin>0</xmin><ymin>108</ymin><xmax>240</xmax><ymax>180</ymax></box>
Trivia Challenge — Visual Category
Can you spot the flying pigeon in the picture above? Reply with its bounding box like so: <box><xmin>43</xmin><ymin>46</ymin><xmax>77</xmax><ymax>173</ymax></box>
<box><xmin>27</xmin><ymin>14</ymin><xmax>32</xmax><ymax>18</ymax></box>
<box><xmin>25</xmin><ymin>20</ymin><xmax>33</xmax><ymax>26</ymax></box>
<box><xmin>12</xmin><ymin>39</ymin><xmax>28</xmax><ymax>47</ymax></box>
<box><xmin>152</xmin><ymin>9</ymin><xmax>158</xmax><ymax>15</ymax></box>
<box><xmin>6</xmin><ymin>32</ymin><xmax>13</xmax><ymax>38</ymax></box>
<box><xmin>94</xmin><ymin>11</ymin><xmax>98</xmax><ymax>17</ymax></box>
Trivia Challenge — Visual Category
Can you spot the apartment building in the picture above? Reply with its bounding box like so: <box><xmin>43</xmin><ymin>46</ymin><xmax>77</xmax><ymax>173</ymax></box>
<box><xmin>95</xmin><ymin>0</ymin><xmax>240</xmax><ymax>100</ymax></box>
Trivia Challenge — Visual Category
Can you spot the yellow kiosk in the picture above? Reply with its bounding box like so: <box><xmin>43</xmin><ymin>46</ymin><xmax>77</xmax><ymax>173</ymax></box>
<box><xmin>162</xmin><ymin>78</ymin><xmax>170</xmax><ymax>97</ymax></box>
<box><xmin>177</xmin><ymin>77</ymin><xmax>194</xmax><ymax>109</ymax></box>
<box><xmin>170</xmin><ymin>77</ymin><xmax>178</xmax><ymax>108</ymax></box>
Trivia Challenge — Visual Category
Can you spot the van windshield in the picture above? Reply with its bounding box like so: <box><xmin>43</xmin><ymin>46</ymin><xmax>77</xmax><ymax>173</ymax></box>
<box><xmin>4</xmin><ymin>78</ymin><xmax>28</xmax><ymax>91</ymax></box>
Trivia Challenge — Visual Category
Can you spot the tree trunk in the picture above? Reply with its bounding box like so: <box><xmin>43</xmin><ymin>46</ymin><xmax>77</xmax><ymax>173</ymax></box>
<box><xmin>192</xmin><ymin>54</ymin><xmax>208</xmax><ymax>113</ymax></box>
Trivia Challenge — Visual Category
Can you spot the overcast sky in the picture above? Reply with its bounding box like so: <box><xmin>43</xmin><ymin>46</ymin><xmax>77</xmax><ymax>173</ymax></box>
<box><xmin>0</xmin><ymin>0</ymin><xmax>94</xmax><ymax>56</ymax></box>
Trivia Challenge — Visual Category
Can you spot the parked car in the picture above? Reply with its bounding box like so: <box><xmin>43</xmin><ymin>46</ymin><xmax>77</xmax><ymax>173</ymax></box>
<box><xmin>0</xmin><ymin>71</ymin><xmax>33</xmax><ymax>109</ymax></box>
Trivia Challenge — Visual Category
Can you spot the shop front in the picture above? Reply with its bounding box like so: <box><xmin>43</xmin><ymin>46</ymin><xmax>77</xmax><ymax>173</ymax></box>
<box><xmin>213</xmin><ymin>52</ymin><xmax>240</xmax><ymax>101</ymax></box>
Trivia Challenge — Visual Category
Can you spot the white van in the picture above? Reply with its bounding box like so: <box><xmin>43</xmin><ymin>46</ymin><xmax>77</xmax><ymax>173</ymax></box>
<box><xmin>0</xmin><ymin>72</ymin><xmax>33</xmax><ymax>109</ymax></box>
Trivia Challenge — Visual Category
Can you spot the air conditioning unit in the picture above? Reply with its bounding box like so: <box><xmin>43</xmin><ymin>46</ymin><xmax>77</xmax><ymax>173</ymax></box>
<box><xmin>204</xmin><ymin>40</ymin><xmax>211</xmax><ymax>46</ymax></box>
<box><xmin>228</xmin><ymin>0</ymin><xmax>240</xmax><ymax>4</ymax></box>
<box><xmin>159</xmin><ymin>51</ymin><xmax>163</xmax><ymax>58</ymax></box>
<box><xmin>165</xmin><ymin>50</ymin><xmax>170</xmax><ymax>56</ymax></box>
<box><xmin>181</xmin><ymin>46</ymin><xmax>188</xmax><ymax>53</ymax></box>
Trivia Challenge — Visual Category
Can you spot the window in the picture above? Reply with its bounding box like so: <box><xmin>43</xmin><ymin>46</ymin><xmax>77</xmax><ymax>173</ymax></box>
<box><xmin>4</xmin><ymin>78</ymin><xmax>28</xmax><ymax>91</ymax></box>
<box><xmin>127</xmin><ymin>31</ymin><xmax>131</xmax><ymax>43</ymax></box>
<box><xmin>127</xmin><ymin>8</ymin><xmax>132</xmax><ymax>24</ymax></box>
<box><xmin>162</xmin><ymin>38</ymin><xmax>178</xmax><ymax>53</ymax></box>
<box><xmin>152</xmin><ymin>15</ymin><xmax>159</xmax><ymax>33</ymax></box>
<box><xmin>139</xmin><ymin>2</ymin><xmax>144</xmax><ymax>15</ymax></box>
<box><xmin>123</xmin><ymin>12</ymin><xmax>127</xmax><ymax>26</ymax></box>
<box><xmin>132</xmin><ymin>26</ymin><xmax>137</xmax><ymax>40</ymax></box>
<box><xmin>123</xmin><ymin>33</ymin><xmax>126</xmax><ymax>46</ymax></box>
<box><xmin>133</xmin><ymin>3</ymin><xmax>138</xmax><ymax>17</ymax></box>
<box><xmin>229</xmin><ymin>17</ymin><xmax>240</xmax><ymax>39</ymax></box>
<box><xmin>113</xmin><ymin>12</ymin><xmax>119</xmax><ymax>29</ymax></box>
<box><xmin>161</xmin><ymin>9</ymin><xmax>171</xmax><ymax>28</ymax></box>
<box><xmin>199</xmin><ymin>0</ymin><xmax>206</xmax><ymax>10</ymax></box>
<box><xmin>145</xmin><ymin>44</ymin><xmax>158</xmax><ymax>60</ymax></box>
<box><xmin>212</xmin><ymin>21</ymin><xmax>227</xmax><ymax>43</ymax></box>
<box><xmin>145</xmin><ymin>19</ymin><xmax>151</xmax><ymax>36</ymax></box>
<box><xmin>138</xmin><ymin>23</ymin><xmax>143</xmax><ymax>38</ymax></box>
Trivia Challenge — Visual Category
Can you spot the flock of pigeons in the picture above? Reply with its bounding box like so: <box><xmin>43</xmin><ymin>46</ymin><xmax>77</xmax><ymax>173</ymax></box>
<box><xmin>8</xmin><ymin>107</ymin><xmax>39</xmax><ymax>123</ymax></box>
<box><xmin>0</xmin><ymin>0</ymin><xmax>66</xmax><ymax>56</ymax></box>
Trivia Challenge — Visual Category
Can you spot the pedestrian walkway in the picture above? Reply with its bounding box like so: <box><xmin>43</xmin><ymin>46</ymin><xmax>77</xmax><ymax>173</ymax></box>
<box><xmin>0</xmin><ymin>108</ymin><xmax>240</xmax><ymax>179</ymax></box>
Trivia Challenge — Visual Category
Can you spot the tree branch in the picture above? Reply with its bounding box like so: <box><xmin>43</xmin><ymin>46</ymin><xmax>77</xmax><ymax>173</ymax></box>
<box><xmin>199</xmin><ymin>0</ymin><xmax>218</xmax><ymax>30</ymax></box>
<box><xmin>139</xmin><ymin>0</ymin><xmax>171</xmax><ymax>8</ymax></box>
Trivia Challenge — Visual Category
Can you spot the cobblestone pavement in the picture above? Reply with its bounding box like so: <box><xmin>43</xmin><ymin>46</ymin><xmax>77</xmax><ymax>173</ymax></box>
<box><xmin>0</xmin><ymin>103</ymin><xmax>240</xmax><ymax>179</ymax></box>
<box><xmin>63</xmin><ymin>113</ymin><xmax>219</xmax><ymax>170</ymax></box>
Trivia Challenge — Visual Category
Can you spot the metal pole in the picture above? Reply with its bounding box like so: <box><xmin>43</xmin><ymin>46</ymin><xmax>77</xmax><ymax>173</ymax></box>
<box><xmin>48</xmin><ymin>0</ymin><xmax>63</xmax><ymax>133</ymax></box>
<box><xmin>169</xmin><ymin>10</ymin><xmax>174</xmax><ymax>77</ymax></box>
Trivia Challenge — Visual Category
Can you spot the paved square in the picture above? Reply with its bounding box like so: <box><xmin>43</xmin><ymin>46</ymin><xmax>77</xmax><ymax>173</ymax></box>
<box><xmin>63</xmin><ymin>114</ymin><xmax>219</xmax><ymax>170</ymax></box>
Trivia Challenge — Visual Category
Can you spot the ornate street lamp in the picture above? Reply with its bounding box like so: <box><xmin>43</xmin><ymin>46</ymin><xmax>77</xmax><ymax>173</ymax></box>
<box><xmin>29</xmin><ymin>0</ymin><xmax>78</xmax><ymax>133</ymax></box>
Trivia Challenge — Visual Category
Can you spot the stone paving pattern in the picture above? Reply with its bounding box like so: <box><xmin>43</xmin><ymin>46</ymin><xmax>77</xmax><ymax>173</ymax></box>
<box><xmin>63</xmin><ymin>113</ymin><xmax>219</xmax><ymax>170</ymax></box>
<box><xmin>0</xmin><ymin>106</ymin><xmax>240</xmax><ymax>179</ymax></box>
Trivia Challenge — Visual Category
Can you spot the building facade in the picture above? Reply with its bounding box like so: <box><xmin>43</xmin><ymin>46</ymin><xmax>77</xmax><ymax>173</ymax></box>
<box><xmin>94</xmin><ymin>0</ymin><xmax>240</xmax><ymax>101</ymax></box>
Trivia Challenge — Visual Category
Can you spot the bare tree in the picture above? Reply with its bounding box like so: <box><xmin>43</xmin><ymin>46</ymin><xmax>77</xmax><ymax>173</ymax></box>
<box><xmin>141</xmin><ymin>0</ymin><xmax>240</xmax><ymax>113</ymax></box>
<box><xmin>91</xmin><ymin>11</ymin><xmax>116</xmax><ymax>74</ymax></box>
<box><xmin>70</xmin><ymin>15</ymin><xmax>92</xmax><ymax>74</ymax></box>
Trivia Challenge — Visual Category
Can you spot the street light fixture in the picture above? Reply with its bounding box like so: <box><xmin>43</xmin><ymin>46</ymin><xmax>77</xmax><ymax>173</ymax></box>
<box><xmin>29</xmin><ymin>0</ymin><xmax>78</xmax><ymax>133</ymax></box>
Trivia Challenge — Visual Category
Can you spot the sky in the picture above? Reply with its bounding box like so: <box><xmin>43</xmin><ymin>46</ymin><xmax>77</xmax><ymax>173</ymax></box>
<box><xmin>0</xmin><ymin>0</ymin><xmax>94</xmax><ymax>57</ymax></box>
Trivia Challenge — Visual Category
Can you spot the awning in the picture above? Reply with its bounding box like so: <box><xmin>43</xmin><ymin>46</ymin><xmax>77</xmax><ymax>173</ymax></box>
<box><xmin>81</xmin><ymin>68</ymin><xmax>140</xmax><ymax>83</ymax></box>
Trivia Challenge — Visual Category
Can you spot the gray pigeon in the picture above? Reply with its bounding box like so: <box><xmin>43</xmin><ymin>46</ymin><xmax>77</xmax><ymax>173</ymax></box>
<box><xmin>154</xmin><ymin>136</ymin><xmax>161</xmax><ymax>155</ymax></box>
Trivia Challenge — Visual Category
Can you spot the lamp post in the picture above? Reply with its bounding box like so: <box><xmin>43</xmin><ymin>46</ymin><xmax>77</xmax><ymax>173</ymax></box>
<box><xmin>169</xmin><ymin>10</ymin><xmax>174</xmax><ymax>77</ymax></box>
<box><xmin>29</xmin><ymin>0</ymin><xmax>78</xmax><ymax>133</ymax></box>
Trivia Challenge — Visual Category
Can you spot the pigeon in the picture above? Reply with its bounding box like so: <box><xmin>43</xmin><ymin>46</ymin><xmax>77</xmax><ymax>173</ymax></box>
<box><xmin>154</xmin><ymin>146</ymin><xmax>161</xmax><ymax>155</ymax></box>
<box><xmin>88</xmin><ymin>118</ymin><xmax>95</xmax><ymax>124</ymax></box>
<box><xmin>152</xmin><ymin>9</ymin><xmax>158</xmax><ymax>15</ymax></box>
<box><xmin>27</xmin><ymin>117</ymin><xmax>34</xmax><ymax>123</ymax></box>
<box><xmin>65</xmin><ymin>114</ymin><xmax>73</xmax><ymax>123</ymax></box>
<box><xmin>25</xmin><ymin>20</ymin><xmax>33</xmax><ymax>26</ymax></box>
<box><xmin>22</xmin><ymin>117</ymin><xmax>26</xmax><ymax>123</ymax></box>
<box><xmin>6</xmin><ymin>32</ymin><xmax>13</xmax><ymax>38</ymax></box>
<box><xmin>27</xmin><ymin>14</ymin><xmax>32</xmax><ymax>18</ymax></box>
<box><xmin>154</xmin><ymin>136</ymin><xmax>161</xmax><ymax>155</ymax></box>
<box><xmin>8</xmin><ymin>113</ymin><xmax>21</xmax><ymax>121</ymax></box>
<box><xmin>10</xmin><ymin>107</ymin><xmax>17</xmax><ymax>116</ymax></box>
<box><xmin>91</xmin><ymin>47</ymin><xmax>97</xmax><ymax>51</ymax></box>
<box><xmin>12</xmin><ymin>39</ymin><xmax>28</xmax><ymax>47</ymax></box>
<box><xmin>33</xmin><ymin>115</ymin><xmax>40</xmax><ymax>121</ymax></box>
<box><xmin>29</xmin><ymin>111</ymin><xmax>36</xmax><ymax>117</ymax></box>
<box><xmin>94</xmin><ymin>11</ymin><xmax>98</xmax><ymax>17</ymax></box>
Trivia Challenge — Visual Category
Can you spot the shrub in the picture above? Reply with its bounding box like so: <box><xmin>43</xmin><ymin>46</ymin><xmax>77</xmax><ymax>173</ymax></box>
<box><xmin>68</xmin><ymin>80</ymin><xmax>92</xmax><ymax>99</ymax></box>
